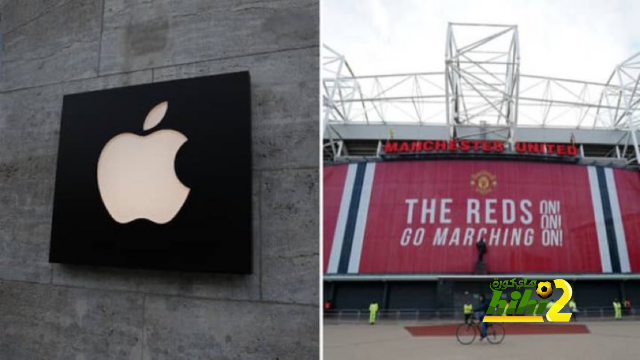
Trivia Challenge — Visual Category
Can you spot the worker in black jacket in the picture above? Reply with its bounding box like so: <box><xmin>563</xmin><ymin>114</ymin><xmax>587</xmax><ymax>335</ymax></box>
<box><xmin>476</xmin><ymin>238</ymin><xmax>488</xmax><ymax>262</ymax></box>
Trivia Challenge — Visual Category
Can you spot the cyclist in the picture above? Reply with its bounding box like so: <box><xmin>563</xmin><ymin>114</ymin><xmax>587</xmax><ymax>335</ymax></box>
<box><xmin>473</xmin><ymin>294</ymin><xmax>491</xmax><ymax>341</ymax></box>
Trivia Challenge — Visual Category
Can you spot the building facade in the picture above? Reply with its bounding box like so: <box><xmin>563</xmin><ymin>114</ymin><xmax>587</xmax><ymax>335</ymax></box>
<box><xmin>323</xmin><ymin>23</ymin><xmax>640</xmax><ymax>319</ymax></box>
<box><xmin>0</xmin><ymin>0</ymin><xmax>319</xmax><ymax>358</ymax></box>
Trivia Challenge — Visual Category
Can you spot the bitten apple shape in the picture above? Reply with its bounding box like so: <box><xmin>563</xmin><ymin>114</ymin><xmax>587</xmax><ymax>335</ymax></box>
<box><xmin>97</xmin><ymin>101</ymin><xmax>190</xmax><ymax>224</ymax></box>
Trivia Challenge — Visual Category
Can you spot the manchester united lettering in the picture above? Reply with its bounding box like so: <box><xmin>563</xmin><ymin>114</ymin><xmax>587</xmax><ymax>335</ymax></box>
<box><xmin>384</xmin><ymin>140</ymin><xmax>578</xmax><ymax>157</ymax></box>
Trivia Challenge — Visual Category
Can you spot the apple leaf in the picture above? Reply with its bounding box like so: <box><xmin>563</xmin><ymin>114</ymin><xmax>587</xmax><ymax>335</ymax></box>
<box><xmin>143</xmin><ymin>101</ymin><xmax>168</xmax><ymax>131</ymax></box>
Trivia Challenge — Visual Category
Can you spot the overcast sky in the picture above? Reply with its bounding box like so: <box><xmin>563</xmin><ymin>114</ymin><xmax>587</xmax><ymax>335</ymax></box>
<box><xmin>322</xmin><ymin>0</ymin><xmax>640</xmax><ymax>83</ymax></box>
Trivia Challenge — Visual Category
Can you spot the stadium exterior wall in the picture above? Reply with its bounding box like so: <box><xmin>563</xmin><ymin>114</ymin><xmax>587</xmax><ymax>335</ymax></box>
<box><xmin>0</xmin><ymin>1</ymin><xmax>318</xmax><ymax>358</ymax></box>
<box><xmin>323</xmin><ymin>159</ymin><xmax>640</xmax><ymax>311</ymax></box>
<box><xmin>324</xmin><ymin>279</ymin><xmax>640</xmax><ymax>313</ymax></box>
<box><xmin>325</xmin><ymin>159</ymin><xmax>640</xmax><ymax>274</ymax></box>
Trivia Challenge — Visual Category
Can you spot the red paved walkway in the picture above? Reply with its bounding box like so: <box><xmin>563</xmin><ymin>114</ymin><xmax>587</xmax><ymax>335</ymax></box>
<box><xmin>405</xmin><ymin>323</ymin><xmax>590</xmax><ymax>336</ymax></box>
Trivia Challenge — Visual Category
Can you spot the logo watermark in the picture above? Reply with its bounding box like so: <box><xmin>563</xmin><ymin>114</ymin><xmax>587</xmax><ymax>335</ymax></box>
<box><xmin>483</xmin><ymin>278</ymin><xmax>573</xmax><ymax>323</ymax></box>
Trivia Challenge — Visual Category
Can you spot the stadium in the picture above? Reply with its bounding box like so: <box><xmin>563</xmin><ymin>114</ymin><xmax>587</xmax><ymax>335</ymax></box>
<box><xmin>322</xmin><ymin>23</ymin><xmax>640</xmax><ymax>321</ymax></box>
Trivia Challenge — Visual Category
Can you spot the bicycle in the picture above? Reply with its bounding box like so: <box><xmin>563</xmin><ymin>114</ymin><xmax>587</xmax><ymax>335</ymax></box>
<box><xmin>455</xmin><ymin>316</ymin><xmax>505</xmax><ymax>345</ymax></box>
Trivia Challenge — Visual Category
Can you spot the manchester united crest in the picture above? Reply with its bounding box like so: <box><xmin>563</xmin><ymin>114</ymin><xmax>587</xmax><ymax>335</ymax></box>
<box><xmin>471</xmin><ymin>170</ymin><xmax>497</xmax><ymax>195</ymax></box>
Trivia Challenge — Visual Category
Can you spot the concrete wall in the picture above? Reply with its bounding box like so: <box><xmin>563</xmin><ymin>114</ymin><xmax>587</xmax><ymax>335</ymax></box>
<box><xmin>0</xmin><ymin>0</ymin><xmax>319</xmax><ymax>358</ymax></box>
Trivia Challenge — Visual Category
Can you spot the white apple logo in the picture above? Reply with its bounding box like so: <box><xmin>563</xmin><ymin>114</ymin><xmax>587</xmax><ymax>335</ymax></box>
<box><xmin>97</xmin><ymin>101</ymin><xmax>190</xmax><ymax>224</ymax></box>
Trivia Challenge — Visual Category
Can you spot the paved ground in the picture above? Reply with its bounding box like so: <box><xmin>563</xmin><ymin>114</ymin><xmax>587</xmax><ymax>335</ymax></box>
<box><xmin>324</xmin><ymin>321</ymin><xmax>640</xmax><ymax>360</ymax></box>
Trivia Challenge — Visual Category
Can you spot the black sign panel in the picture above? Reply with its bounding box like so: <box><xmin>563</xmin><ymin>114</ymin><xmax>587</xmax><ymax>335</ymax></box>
<box><xmin>50</xmin><ymin>72</ymin><xmax>252</xmax><ymax>274</ymax></box>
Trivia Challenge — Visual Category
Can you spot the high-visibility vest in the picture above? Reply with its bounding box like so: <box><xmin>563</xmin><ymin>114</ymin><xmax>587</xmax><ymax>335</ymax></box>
<box><xmin>502</xmin><ymin>303</ymin><xmax>508</xmax><ymax>316</ymax></box>
<box><xmin>613</xmin><ymin>302</ymin><xmax>621</xmax><ymax>310</ymax></box>
<box><xmin>464</xmin><ymin>304</ymin><xmax>473</xmax><ymax>314</ymax></box>
<box><xmin>569</xmin><ymin>300</ymin><xmax>577</xmax><ymax>310</ymax></box>
<box><xmin>370</xmin><ymin>303</ymin><xmax>379</xmax><ymax>312</ymax></box>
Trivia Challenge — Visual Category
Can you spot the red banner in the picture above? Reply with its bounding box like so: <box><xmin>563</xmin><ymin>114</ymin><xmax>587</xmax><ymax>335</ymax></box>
<box><xmin>612</xmin><ymin>169</ymin><xmax>640</xmax><ymax>272</ymax></box>
<box><xmin>323</xmin><ymin>165</ymin><xmax>349</xmax><ymax>273</ymax></box>
<box><xmin>324</xmin><ymin>160</ymin><xmax>636</xmax><ymax>274</ymax></box>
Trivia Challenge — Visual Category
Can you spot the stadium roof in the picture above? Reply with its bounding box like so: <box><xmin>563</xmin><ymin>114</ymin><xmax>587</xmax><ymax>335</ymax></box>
<box><xmin>323</xmin><ymin>23</ymin><xmax>640</xmax><ymax>167</ymax></box>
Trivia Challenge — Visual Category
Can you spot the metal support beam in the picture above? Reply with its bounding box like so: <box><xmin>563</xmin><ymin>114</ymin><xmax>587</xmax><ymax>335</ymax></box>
<box><xmin>322</xmin><ymin>24</ymin><xmax>640</xmax><ymax>162</ymax></box>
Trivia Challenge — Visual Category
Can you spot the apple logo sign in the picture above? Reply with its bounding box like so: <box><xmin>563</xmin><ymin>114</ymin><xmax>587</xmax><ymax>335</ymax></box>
<box><xmin>49</xmin><ymin>72</ymin><xmax>252</xmax><ymax>274</ymax></box>
<box><xmin>97</xmin><ymin>101</ymin><xmax>190</xmax><ymax>224</ymax></box>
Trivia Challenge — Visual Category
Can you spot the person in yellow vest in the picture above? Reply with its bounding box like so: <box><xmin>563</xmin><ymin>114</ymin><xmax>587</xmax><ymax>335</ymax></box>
<box><xmin>546</xmin><ymin>299</ymin><xmax>555</xmax><ymax>315</ymax></box>
<box><xmin>569</xmin><ymin>299</ymin><xmax>578</xmax><ymax>322</ymax></box>
<box><xmin>502</xmin><ymin>301</ymin><xmax>510</xmax><ymax>316</ymax></box>
<box><xmin>613</xmin><ymin>299</ymin><xmax>622</xmax><ymax>320</ymax></box>
<box><xmin>369</xmin><ymin>302</ymin><xmax>379</xmax><ymax>325</ymax></box>
<box><xmin>463</xmin><ymin>301</ymin><xmax>473</xmax><ymax>324</ymax></box>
